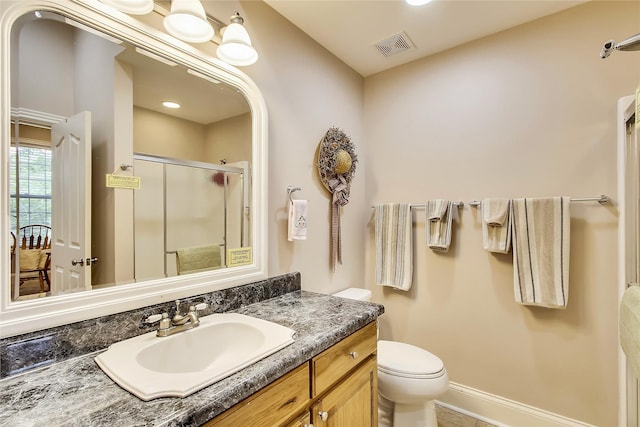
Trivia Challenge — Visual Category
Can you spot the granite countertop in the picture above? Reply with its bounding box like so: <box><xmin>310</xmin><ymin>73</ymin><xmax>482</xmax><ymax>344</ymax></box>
<box><xmin>0</xmin><ymin>290</ymin><xmax>384</xmax><ymax>427</ymax></box>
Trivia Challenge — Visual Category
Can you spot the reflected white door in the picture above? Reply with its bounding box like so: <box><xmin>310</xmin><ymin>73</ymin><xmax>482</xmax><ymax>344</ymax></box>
<box><xmin>50</xmin><ymin>111</ymin><xmax>92</xmax><ymax>294</ymax></box>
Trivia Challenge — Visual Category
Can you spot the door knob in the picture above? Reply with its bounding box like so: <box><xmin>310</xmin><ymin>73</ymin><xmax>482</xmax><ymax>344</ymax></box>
<box><xmin>71</xmin><ymin>258</ymin><xmax>84</xmax><ymax>266</ymax></box>
<box><xmin>318</xmin><ymin>411</ymin><xmax>328</xmax><ymax>421</ymax></box>
<box><xmin>86</xmin><ymin>257</ymin><xmax>98</xmax><ymax>265</ymax></box>
<box><xmin>349</xmin><ymin>351</ymin><xmax>358</xmax><ymax>359</ymax></box>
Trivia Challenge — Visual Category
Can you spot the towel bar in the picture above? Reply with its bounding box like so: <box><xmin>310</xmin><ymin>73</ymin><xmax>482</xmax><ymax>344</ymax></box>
<box><xmin>287</xmin><ymin>186</ymin><xmax>302</xmax><ymax>203</ymax></box>
<box><xmin>370</xmin><ymin>202</ymin><xmax>464</xmax><ymax>209</ymax></box>
<box><xmin>468</xmin><ymin>195</ymin><xmax>609</xmax><ymax>207</ymax></box>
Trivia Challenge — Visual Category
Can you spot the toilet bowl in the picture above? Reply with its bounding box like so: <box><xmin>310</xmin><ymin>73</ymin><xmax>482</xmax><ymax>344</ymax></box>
<box><xmin>333</xmin><ymin>288</ymin><xmax>449</xmax><ymax>427</ymax></box>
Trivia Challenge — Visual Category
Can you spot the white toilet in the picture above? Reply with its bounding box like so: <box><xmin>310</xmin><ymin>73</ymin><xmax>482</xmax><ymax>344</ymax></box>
<box><xmin>333</xmin><ymin>288</ymin><xmax>449</xmax><ymax>427</ymax></box>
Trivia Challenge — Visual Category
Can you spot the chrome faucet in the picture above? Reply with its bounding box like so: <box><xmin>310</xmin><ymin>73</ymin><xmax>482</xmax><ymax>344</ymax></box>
<box><xmin>148</xmin><ymin>300</ymin><xmax>207</xmax><ymax>337</ymax></box>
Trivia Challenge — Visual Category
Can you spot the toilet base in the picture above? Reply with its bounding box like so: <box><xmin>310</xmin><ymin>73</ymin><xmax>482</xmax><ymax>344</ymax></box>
<box><xmin>392</xmin><ymin>400</ymin><xmax>437</xmax><ymax>427</ymax></box>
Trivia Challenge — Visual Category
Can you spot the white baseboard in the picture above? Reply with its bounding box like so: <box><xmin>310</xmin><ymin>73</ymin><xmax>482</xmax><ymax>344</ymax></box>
<box><xmin>436</xmin><ymin>382</ymin><xmax>597</xmax><ymax>427</ymax></box>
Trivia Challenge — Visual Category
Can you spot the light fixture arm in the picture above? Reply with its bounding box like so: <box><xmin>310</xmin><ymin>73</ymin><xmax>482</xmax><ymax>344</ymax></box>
<box><xmin>229</xmin><ymin>12</ymin><xmax>244</xmax><ymax>25</ymax></box>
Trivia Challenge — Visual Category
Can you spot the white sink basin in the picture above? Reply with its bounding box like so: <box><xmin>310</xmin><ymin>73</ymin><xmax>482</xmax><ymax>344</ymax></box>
<box><xmin>95</xmin><ymin>313</ymin><xmax>295</xmax><ymax>400</ymax></box>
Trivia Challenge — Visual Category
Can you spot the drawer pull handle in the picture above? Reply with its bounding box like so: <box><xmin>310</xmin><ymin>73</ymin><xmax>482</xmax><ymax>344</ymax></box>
<box><xmin>349</xmin><ymin>351</ymin><xmax>358</xmax><ymax>359</ymax></box>
<box><xmin>318</xmin><ymin>411</ymin><xmax>329</xmax><ymax>421</ymax></box>
<box><xmin>278</xmin><ymin>397</ymin><xmax>297</xmax><ymax>410</ymax></box>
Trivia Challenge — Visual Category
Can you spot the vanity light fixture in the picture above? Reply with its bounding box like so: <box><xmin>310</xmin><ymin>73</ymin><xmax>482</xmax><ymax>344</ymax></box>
<box><xmin>162</xmin><ymin>101</ymin><xmax>181</xmax><ymax>109</ymax></box>
<box><xmin>405</xmin><ymin>0</ymin><xmax>433</xmax><ymax>5</ymax></box>
<box><xmin>163</xmin><ymin>0</ymin><xmax>214</xmax><ymax>44</ymax></box>
<box><xmin>216</xmin><ymin>13</ymin><xmax>258</xmax><ymax>66</ymax></box>
<box><xmin>100</xmin><ymin>0</ymin><xmax>154</xmax><ymax>15</ymax></box>
<box><xmin>100</xmin><ymin>0</ymin><xmax>258</xmax><ymax>66</ymax></box>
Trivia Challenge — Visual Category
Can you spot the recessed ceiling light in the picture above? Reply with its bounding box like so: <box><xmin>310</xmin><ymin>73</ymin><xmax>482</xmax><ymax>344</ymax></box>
<box><xmin>162</xmin><ymin>101</ymin><xmax>181</xmax><ymax>109</ymax></box>
<box><xmin>405</xmin><ymin>0</ymin><xmax>433</xmax><ymax>5</ymax></box>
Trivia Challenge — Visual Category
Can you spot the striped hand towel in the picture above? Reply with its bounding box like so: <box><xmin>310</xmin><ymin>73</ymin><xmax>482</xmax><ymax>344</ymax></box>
<box><xmin>374</xmin><ymin>203</ymin><xmax>413</xmax><ymax>291</ymax></box>
<box><xmin>511</xmin><ymin>197</ymin><xmax>570</xmax><ymax>308</ymax></box>
<box><xmin>426</xmin><ymin>199</ymin><xmax>454</xmax><ymax>252</ymax></box>
<box><xmin>482</xmin><ymin>198</ymin><xmax>512</xmax><ymax>253</ymax></box>
<box><xmin>176</xmin><ymin>244</ymin><xmax>222</xmax><ymax>275</ymax></box>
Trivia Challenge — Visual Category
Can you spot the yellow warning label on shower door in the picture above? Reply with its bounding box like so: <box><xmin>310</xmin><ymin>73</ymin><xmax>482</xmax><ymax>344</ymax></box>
<box><xmin>106</xmin><ymin>174</ymin><xmax>141</xmax><ymax>189</ymax></box>
<box><xmin>227</xmin><ymin>247</ymin><xmax>252</xmax><ymax>267</ymax></box>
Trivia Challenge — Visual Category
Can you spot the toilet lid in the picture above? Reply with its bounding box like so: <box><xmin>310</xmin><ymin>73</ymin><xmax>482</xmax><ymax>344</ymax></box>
<box><xmin>378</xmin><ymin>340</ymin><xmax>445</xmax><ymax>378</ymax></box>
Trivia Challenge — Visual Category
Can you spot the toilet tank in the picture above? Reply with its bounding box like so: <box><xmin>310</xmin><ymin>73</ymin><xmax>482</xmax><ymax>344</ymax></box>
<box><xmin>333</xmin><ymin>288</ymin><xmax>372</xmax><ymax>301</ymax></box>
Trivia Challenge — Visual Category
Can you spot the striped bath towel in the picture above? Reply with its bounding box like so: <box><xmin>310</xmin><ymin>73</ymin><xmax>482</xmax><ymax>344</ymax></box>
<box><xmin>482</xmin><ymin>198</ymin><xmax>512</xmax><ymax>253</ymax></box>
<box><xmin>426</xmin><ymin>199</ymin><xmax>454</xmax><ymax>252</ymax></box>
<box><xmin>511</xmin><ymin>197</ymin><xmax>570</xmax><ymax>308</ymax></box>
<box><xmin>374</xmin><ymin>203</ymin><xmax>413</xmax><ymax>291</ymax></box>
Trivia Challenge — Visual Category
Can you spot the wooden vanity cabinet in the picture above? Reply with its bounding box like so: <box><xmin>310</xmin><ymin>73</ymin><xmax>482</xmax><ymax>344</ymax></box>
<box><xmin>310</xmin><ymin>356</ymin><xmax>377</xmax><ymax>427</ymax></box>
<box><xmin>204</xmin><ymin>322</ymin><xmax>378</xmax><ymax>427</ymax></box>
<box><xmin>204</xmin><ymin>364</ymin><xmax>310</xmax><ymax>427</ymax></box>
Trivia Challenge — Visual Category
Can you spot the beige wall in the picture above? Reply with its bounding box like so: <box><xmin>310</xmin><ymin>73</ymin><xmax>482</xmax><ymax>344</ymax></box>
<box><xmin>363</xmin><ymin>2</ymin><xmax>638</xmax><ymax>425</ymax></box>
<box><xmin>204</xmin><ymin>113</ymin><xmax>252</xmax><ymax>165</ymax></box>
<box><xmin>211</xmin><ymin>0</ymin><xmax>638</xmax><ymax>423</ymax></box>
<box><xmin>133</xmin><ymin>106</ymin><xmax>206</xmax><ymax>160</ymax></box>
<box><xmin>220</xmin><ymin>1</ymin><xmax>366</xmax><ymax>292</ymax></box>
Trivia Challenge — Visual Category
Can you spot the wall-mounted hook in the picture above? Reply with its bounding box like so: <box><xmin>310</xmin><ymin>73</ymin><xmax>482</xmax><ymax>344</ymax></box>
<box><xmin>287</xmin><ymin>185</ymin><xmax>301</xmax><ymax>203</ymax></box>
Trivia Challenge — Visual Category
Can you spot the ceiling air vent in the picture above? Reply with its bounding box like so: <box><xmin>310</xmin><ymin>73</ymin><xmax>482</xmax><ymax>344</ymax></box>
<box><xmin>374</xmin><ymin>31</ymin><xmax>415</xmax><ymax>58</ymax></box>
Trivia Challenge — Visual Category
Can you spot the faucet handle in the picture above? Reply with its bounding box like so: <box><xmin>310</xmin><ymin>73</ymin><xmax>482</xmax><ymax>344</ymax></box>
<box><xmin>145</xmin><ymin>313</ymin><xmax>165</xmax><ymax>324</ymax></box>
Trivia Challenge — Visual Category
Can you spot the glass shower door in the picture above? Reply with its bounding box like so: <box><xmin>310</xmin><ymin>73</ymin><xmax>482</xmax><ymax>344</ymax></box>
<box><xmin>164</xmin><ymin>163</ymin><xmax>226</xmax><ymax>276</ymax></box>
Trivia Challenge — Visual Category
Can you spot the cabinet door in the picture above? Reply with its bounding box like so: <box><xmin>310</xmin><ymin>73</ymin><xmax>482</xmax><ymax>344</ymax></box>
<box><xmin>204</xmin><ymin>364</ymin><xmax>310</xmax><ymax>427</ymax></box>
<box><xmin>311</xmin><ymin>356</ymin><xmax>377</xmax><ymax>427</ymax></box>
<box><xmin>284</xmin><ymin>411</ymin><xmax>312</xmax><ymax>427</ymax></box>
<box><xmin>312</xmin><ymin>322</ymin><xmax>377</xmax><ymax>397</ymax></box>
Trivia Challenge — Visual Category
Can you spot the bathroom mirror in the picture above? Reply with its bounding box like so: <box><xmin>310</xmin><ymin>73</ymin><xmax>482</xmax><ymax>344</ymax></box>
<box><xmin>0</xmin><ymin>0</ymin><xmax>268</xmax><ymax>337</ymax></box>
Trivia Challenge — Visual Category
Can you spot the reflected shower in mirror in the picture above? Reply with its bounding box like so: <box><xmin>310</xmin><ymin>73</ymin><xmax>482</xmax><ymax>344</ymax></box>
<box><xmin>9</xmin><ymin>10</ymin><xmax>252</xmax><ymax>301</ymax></box>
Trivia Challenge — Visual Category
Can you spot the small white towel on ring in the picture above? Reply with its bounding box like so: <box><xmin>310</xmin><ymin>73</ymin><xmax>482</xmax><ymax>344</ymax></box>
<box><xmin>374</xmin><ymin>203</ymin><xmax>413</xmax><ymax>291</ymax></box>
<box><xmin>288</xmin><ymin>199</ymin><xmax>308</xmax><ymax>241</ymax></box>
<box><xmin>482</xmin><ymin>198</ymin><xmax>512</xmax><ymax>253</ymax></box>
<box><xmin>426</xmin><ymin>199</ymin><xmax>453</xmax><ymax>252</ymax></box>
<box><xmin>512</xmin><ymin>197</ymin><xmax>570</xmax><ymax>308</ymax></box>
<box><xmin>620</xmin><ymin>286</ymin><xmax>640</xmax><ymax>377</ymax></box>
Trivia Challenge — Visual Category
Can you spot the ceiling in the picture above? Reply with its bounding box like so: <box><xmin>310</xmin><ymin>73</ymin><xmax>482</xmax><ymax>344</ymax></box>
<box><xmin>263</xmin><ymin>0</ymin><xmax>588</xmax><ymax>77</ymax></box>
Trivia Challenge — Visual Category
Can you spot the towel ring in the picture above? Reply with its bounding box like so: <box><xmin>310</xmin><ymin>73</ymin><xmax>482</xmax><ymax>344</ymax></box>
<box><xmin>287</xmin><ymin>186</ymin><xmax>301</xmax><ymax>203</ymax></box>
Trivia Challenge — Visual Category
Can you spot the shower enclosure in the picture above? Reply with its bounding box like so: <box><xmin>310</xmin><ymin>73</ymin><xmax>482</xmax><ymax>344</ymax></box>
<box><xmin>132</xmin><ymin>154</ymin><xmax>249</xmax><ymax>281</ymax></box>
<box><xmin>619</xmin><ymin>94</ymin><xmax>639</xmax><ymax>427</ymax></box>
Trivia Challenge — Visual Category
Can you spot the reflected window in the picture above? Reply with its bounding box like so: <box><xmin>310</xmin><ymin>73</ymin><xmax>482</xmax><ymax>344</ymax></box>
<box><xmin>9</xmin><ymin>145</ymin><xmax>52</xmax><ymax>233</ymax></box>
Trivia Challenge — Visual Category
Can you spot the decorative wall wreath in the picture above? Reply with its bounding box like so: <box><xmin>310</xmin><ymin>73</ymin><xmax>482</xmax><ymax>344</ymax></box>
<box><xmin>316</xmin><ymin>127</ymin><xmax>357</xmax><ymax>269</ymax></box>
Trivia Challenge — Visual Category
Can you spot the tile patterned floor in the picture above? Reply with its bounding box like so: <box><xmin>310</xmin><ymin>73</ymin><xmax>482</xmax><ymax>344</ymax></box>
<box><xmin>436</xmin><ymin>404</ymin><xmax>498</xmax><ymax>427</ymax></box>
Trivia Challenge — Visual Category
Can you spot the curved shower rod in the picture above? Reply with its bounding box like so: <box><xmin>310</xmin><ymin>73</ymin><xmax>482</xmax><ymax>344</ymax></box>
<box><xmin>601</xmin><ymin>32</ymin><xmax>640</xmax><ymax>59</ymax></box>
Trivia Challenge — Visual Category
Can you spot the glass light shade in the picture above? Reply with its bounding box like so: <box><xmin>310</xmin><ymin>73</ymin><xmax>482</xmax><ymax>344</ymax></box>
<box><xmin>405</xmin><ymin>0</ymin><xmax>433</xmax><ymax>5</ymax></box>
<box><xmin>163</xmin><ymin>0</ymin><xmax>214</xmax><ymax>43</ymax></box>
<box><xmin>217</xmin><ymin>22</ymin><xmax>258</xmax><ymax>66</ymax></box>
<box><xmin>100</xmin><ymin>0</ymin><xmax>154</xmax><ymax>15</ymax></box>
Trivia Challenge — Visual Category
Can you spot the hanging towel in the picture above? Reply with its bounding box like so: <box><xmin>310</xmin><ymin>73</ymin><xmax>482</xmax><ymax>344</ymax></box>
<box><xmin>426</xmin><ymin>199</ymin><xmax>454</xmax><ymax>252</ymax></box>
<box><xmin>288</xmin><ymin>199</ymin><xmax>308</xmax><ymax>241</ymax></box>
<box><xmin>511</xmin><ymin>197</ymin><xmax>570</xmax><ymax>308</ymax></box>
<box><xmin>374</xmin><ymin>203</ymin><xmax>413</xmax><ymax>291</ymax></box>
<box><xmin>482</xmin><ymin>198</ymin><xmax>512</xmax><ymax>253</ymax></box>
<box><xmin>176</xmin><ymin>244</ymin><xmax>221</xmax><ymax>275</ymax></box>
<box><xmin>620</xmin><ymin>286</ymin><xmax>640</xmax><ymax>377</ymax></box>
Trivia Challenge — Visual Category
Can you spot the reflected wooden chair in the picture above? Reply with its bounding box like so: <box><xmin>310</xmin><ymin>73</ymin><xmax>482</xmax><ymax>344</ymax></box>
<box><xmin>175</xmin><ymin>244</ymin><xmax>222</xmax><ymax>275</ymax></box>
<box><xmin>17</xmin><ymin>224</ymin><xmax>52</xmax><ymax>292</ymax></box>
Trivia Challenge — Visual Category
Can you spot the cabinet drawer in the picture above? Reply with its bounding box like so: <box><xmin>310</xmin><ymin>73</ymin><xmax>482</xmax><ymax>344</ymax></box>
<box><xmin>204</xmin><ymin>364</ymin><xmax>310</xmax><ymax>427</ymax></box>
<box><xmin>311</xmin><ymin>322</ymin><xmax>377</xmax><ymax>397</ymax></box>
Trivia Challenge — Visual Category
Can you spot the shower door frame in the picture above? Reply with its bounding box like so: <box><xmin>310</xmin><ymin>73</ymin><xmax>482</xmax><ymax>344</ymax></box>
<box><xmin>132</xmin><ymin>153</ymin><xmax>248</xmax><ymax>279</ymax></box>
<box><xmin>618</xmin><ymin>94</ymin><xmax>639</xmax><ymax>427</ymax></box>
